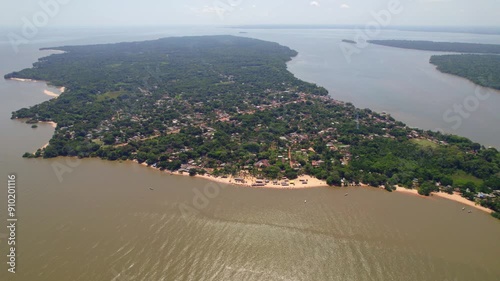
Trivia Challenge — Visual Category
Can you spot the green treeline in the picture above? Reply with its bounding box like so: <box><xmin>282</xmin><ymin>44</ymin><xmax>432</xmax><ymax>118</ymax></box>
<box><xmin>430</xmin><ymin>54</ymin><xmax>500</xmax><ymax>90</ymax></box>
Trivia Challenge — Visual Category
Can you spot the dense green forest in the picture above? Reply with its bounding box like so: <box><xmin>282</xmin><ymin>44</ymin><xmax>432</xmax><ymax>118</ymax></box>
<box><xmin>368</xmin><ymin>40</ymin><xmax>500</xmax><ymax>54</ymax></box>
<box><xmin>430</xmin><ymin>54</ymin><xmax>500</xmax><ymax>90</ymax></box>
<box><xmin>5</xmin><ymin>35</ymin><xmax>500</xmax><ymax>217</ymax></box>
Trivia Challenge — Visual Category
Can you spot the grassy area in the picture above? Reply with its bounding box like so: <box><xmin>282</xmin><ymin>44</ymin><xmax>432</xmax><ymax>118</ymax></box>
<box><xmin>452</xmin><ymin>170</ymin><xmax>483</xmax><ymax>186</ymax></box>
<box><xmin>411</xmin><ymin>138</ymin><xmax>438</xmax><ymax>149</ymax></box>
<box><xmin>96</xmin><ymin>91</ymin><xmax>124</xmax><ymax>102</ymax></box>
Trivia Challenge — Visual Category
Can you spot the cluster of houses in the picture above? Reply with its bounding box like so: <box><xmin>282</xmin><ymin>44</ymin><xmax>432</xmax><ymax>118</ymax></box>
<box><xmin>249</xmin><ymin>177</ymin><xmax>309</xmax><ymax>187</ymax></box>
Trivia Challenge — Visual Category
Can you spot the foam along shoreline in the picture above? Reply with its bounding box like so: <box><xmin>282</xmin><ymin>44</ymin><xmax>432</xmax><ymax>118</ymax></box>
<box><xmin>395</xmin><ymin>186</ymin><xmax>493</xmax><ymax>214</ymax></box>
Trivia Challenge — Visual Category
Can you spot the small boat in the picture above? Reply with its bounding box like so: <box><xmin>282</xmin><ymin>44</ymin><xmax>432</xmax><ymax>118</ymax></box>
<box><xmin>304</xmin><ymin>200</ymin><xmax>307</xmax><ymax>203</ymax></box>
<box><xmin>149</xmin><ymin>187</ymin><xmax>154</xmax><ymax>191</ymax></box>
<box><xmin>345</xmin><ymin>193</ymin><xmax>348</xmax><ymax>196</ymax></box>
<box><xmin>462</xmin><ymin>207</ymin><xmax>465</xmax><ymax>211</ymax></box>
<box><xmin>468</xmin><ymin>210</ymin><xmax>472</xmax><ymax>213</ymax></box>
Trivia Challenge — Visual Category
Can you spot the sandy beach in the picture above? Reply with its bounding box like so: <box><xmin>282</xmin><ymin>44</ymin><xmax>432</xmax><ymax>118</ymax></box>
<box><xmin>395</xmin><ymin>186</ymin><xmax>492</xmax><ymax>213</ymax></box>
<box><xmin>44</xmin><ymin>90</ymin><xmax>60</xmax><ymax>98</ymax></box>
<box><xmin>433</xmin><ymin>192</ymin><xmax>493</xmax><ymax>213</ymax></box>
<box><xmin>395</xmin><ymin>186</ymin><xmax>423</xmax><ymax>197</ymax></box>
<box><xmin>38</xmin><ymin>121</ymin><xmax>57</xmax><ymax>128</ymax></box>
<box><xmin>34</xmin><ymin>142</ymin><xmax>50</xmax><ymax>153</ymax></box>
<box><xmin>132</xmin><ymin>160</ymin><xmax>327</xmax><ymax>189</ymax></box>
<box><xmin>131</xmin><ymin>160</ymin><xmax>494</xmax><ymax>212</ymax></box>
<box><xmin>9</xmin><ymin>78</ymin><xmax>39</xmax><ymax>82</ymax></box>
<box><xmin>41</xmin><ymin>49</ymin><xmax>67</xmax><ymax>54</ymax></box>
<box><xmin>44</xmin><ymin>86</ymin><xmax>65</xmax><ymax>98</ymax></box>
<box><xmin>8</xmin><ymin>77</ymin><xmax>65</xmax><ymax>98</ymax></box>
<box><xmin>31</xmin><ymin>122</ymin><xmax>57</xmax><ymax>153</ymax></box>
<box><xmin>195</xmin><ymin>174</ymin><xmax>329</xmax><ymax>189</ymax></box>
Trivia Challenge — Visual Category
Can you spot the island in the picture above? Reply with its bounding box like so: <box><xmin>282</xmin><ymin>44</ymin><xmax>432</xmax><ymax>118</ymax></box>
<box><xmin>5</xmin><ymin>35</ymin><xmax>500</xmax><ymax>218</ymax></box>
<box><xmin>341</xmin><ymin>39</ymin><xmax>357</xmax><ymax>44</ymax></box>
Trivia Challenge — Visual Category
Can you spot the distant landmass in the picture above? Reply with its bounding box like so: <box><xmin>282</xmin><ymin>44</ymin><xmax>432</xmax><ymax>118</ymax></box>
<box><xmin>368</xmin><ymin>40</ymin><xmax>500</xmax><ymax>91</ymax></box>
<box><xmin>368</xmin><ymin>40</ymin><xmax>500</xmax><ymax>54</ymax></box>
<box><xmin>229</xmin><ymin>25</ymin><xmax>500</xmax><ymax>35</ymax></box>
<box><xmin>4</xmin><ymin>35</ymin><xmax>500</xmax><ymax>217</ymax></box>
<box><xmin>430</xmin><ymin>54</ymin><xmax>500</xmax><ymax>90</ymax></box>
<box><xmin>341</xmin><ymin>39</ymin><xmax>357</xmax><ymax>44</ymax></box>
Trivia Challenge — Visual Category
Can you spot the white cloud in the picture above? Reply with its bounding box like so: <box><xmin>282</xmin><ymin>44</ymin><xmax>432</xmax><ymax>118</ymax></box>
<box><xmin>340</xmin><ymin>4</ymin><xmax>350</xmax><ymax>9</ymax></box>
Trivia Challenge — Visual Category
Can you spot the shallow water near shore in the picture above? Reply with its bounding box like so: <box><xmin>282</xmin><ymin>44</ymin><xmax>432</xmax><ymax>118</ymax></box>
<box><xmin>0</xmin><ymin>27</ymin><xmax>499</xmax><ymax>281</ymax></box>
<box><xmin>2</xmin><ymin>156</ymin><xmax>500</xmax><ymax>281</ymax></box>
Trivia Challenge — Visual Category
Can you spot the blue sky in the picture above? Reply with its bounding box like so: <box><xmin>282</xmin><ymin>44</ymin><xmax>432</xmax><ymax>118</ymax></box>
<box><xmin>1</xmin><ymin>0</ymin><xmax>499</xmax><ymax>27</ymax></box>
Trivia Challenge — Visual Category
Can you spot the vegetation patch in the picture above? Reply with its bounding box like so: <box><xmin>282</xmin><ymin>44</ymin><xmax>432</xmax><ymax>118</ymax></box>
<box><xmin>410</xmin><ymin>138</ymin><xmax>438</xmax><ymax>149</ymax></box>
<box><xmin>451</xmin><ymin>170</ymin><xmax>483</xmax><ymax>187</ymax></box>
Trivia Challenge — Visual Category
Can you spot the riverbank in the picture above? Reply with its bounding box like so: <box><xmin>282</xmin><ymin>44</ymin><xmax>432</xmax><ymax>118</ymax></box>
<box><xmin>394</xmin><ymin>186</ymin><xmax>493</xmax><ymax>213</ymax></box>
<box><xmin>9</xmin><ymin>78</ymin><xmax>38</xmax><ymax>82</ymax></box>
<box><xmin>33</xmin><ymin>122</ymin><xmax>57</xmax><ymax>153</ymax></box>
<box><xmin>133</xmin><ymin>160</ymin><xmax>328</xmax><ymax>189</ymax></box>
<box><xmin>132</xmin><ymin>160</ymin><xmax>493</xmax><ymax>213</ymax></box>
<box><xmin>8</xmin><ymin>78</ymin><xmax>65</xmax><ymax>98</ymax></box>
<box><xmin>43</xmin><ymin>87</ymin><xmax>65</xmax><ymax>98</ymax></box>
<box><xmin>38</xmin><ymin>121</ymin><xmax>57</xmax><ymax>128</ymax></box>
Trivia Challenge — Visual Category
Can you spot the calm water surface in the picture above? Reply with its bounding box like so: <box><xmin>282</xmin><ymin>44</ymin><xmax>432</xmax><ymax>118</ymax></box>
<box><xmin>0</xmin><ymin>28</ymin><xmax>499</xmax><ymax>281</ymax></box>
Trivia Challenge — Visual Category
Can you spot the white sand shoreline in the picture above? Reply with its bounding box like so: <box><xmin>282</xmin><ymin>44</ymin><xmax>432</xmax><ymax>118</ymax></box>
<box><xmin>44</xmin><ymin>86</ymin><xmax>64</xmax><ymax>98</ymax></box>
<box><xmin>136</xmin><ymin>161</ymin><xmax>494</xmax><ymax>212</ymax></box>
<box><xmin>132</xmin><ymin>160</ymin><xmax>328</xmax><ymax>189</ymax></box>
<box><xmin>8</xmin><ymin>77</ymin><xmax>65</xmax><ymax>98</ymax></box>
<box><xmin>44</xmin><ymin>90</ymin><xmax>59</xmax><ymax>98</ymax></box>
<box><xmin>38</xmin><ymin>121</ymin><xmax>57</xmax><ymax>128</ymax></box>
<box><xmin>394</xmin><ymin>186</ymin><xmax>492</xmax><ymax>213</ymax></box>
<box><xmin>9</xmin><ymin>78</ymin><xmax>40</xmax><ymax>83</ymax></box>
